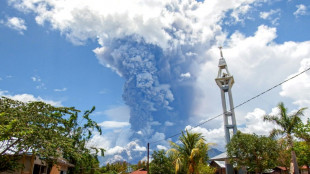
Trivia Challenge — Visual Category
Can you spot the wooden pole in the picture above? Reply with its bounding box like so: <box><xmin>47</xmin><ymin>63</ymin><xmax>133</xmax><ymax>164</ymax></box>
<box><xmin>147</xmin><ymin>143</ymin><xmax>149</xmax><ymax>174</ymax></box>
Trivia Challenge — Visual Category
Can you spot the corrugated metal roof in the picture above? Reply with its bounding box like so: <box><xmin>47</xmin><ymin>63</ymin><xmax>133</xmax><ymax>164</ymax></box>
<box><xmin>210</xmin><ymin>152</ymin><xmax>228</xmax><ymax>161</ymax></box>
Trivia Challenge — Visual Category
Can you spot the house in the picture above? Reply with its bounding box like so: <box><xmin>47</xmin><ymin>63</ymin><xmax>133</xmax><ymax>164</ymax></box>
<box><xmin>0</xmin><ymin>154</ymin><xmax>74</xmax><ymax>174</ymax></box>
<box><xmin>209</xmin><ymin>152</ymin><xmax>239</xmax><ymax>174</ymax></box>
<box><xmin>210</xmin><ymin>160</ymin><xmax>226</xmax><ymax>174</ymax></box>
<box><xmin>130</xmin><ymin>168</ymin><xmax>147</xmax><ymax>174</ymax></box>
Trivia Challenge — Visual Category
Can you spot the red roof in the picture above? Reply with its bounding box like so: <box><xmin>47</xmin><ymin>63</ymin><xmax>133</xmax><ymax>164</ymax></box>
<box><xmin>275</xmin><ymin>166</ymin><xmax>308</xmax><ymax>170</ymax></box>
<box><xmin>130</xmin><ymin>168</ymin><xmax>147</xmax><ymax>174</ymax></box>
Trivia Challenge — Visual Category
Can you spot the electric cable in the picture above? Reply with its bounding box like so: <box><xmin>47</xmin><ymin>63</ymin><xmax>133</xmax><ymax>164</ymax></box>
<box><xmin>149</xmin><ymin>67</ymin><xmax>310</xmax><ymax>144</ymax></box>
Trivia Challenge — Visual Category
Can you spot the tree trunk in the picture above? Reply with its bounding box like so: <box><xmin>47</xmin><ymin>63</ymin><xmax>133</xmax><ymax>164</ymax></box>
<box><xmin>288</xmin><ymin>136</ymin><xmax>299</xmax><ymax>174</ymax></box>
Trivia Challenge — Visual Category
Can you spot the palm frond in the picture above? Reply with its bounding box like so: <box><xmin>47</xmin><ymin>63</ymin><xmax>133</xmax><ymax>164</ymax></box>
<box><xmin>269</xmin><ymin>128</ymin><xmax>285</xmax><ymax>138</ymax></box>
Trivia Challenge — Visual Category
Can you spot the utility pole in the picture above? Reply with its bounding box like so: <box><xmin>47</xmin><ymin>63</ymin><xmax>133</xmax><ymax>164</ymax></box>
<box><xmin>147</xmin><ymin>143</ymin><xmax>149</xmax><ymax>174</ymax></box>
<box><xmin>215</xmin><ymin>47</ymin><xmax>237</xmax><ymax>174</ymax></box>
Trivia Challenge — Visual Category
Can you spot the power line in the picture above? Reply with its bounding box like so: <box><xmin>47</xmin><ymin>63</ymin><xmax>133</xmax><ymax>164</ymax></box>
<box><xmin>149</xmin><ymin>67</ymin><xmax>310</xmax><ymax>144</ymax></box>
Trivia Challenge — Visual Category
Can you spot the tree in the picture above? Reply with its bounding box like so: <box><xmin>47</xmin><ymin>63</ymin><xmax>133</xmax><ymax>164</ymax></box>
<box><xmin>150</xmin><ymin>150</ymin><xmax>174</xmax><ymax>174</ymax></box>
<box><xmin>167</xmin><ymin>130</ymin><xmax>213</xmax><ymax>174</ymax></box>
<box><xmin>136</xmin><ymin>160</ymin><xmax>147</xmax><ymax>170</ymax></box>
<box><xmin>294</xmin><ymin>141</ymin><xmax>310</xmax><ymax>173</ymax></box>
<box><xmin>227</xmin><ymin>131</ymin><xmax>279</xmax><ymax>174</ymax></box>
<box><xmin>295</xmin><ymin>118</ymin><xmax>310</xmax><ymax>144</ymax></box>
<box><xmin>276</xmin><ymin>138</ymin><xmax>291</xmax><ymax>171</ymax></box>
<box><xmin>63</xmin><ymin>106</ymin><xmax>104</xmax><ymax>174</ymax></box>
<box><xmin>0</xmin><ymin>97</ymin><xmax>104</xmax><ymax>173</ymax></box>
<box><xmin>264</xmin><ymin>102</ymin><xmax>307</xmax><ymax>174</ymax></box>
<box><xmin>101</xmin><ymin>161</ymin><xmax>129</xmax><ymax>174</ymax></box>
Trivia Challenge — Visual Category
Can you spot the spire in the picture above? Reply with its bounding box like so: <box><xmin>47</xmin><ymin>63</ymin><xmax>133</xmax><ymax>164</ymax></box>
<box><xmin>214</xmin><ymin>46</ymin><xmax>237</xmax><ymax>174</ymax></box>
<box><xmin>219</xmin><ymin>46</ymin><xmax>223</xmax><ymax>58</ymax></box>
<box><xmin>218</xmin><ymin>46</ymin><xmax>227</xmax><ymax>68</ymax></box>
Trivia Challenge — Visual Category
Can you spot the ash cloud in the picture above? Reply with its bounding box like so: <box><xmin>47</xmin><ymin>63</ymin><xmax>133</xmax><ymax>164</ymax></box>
<box><xmin>94</xmin><ymin>37</ymin><xmax>204</xmax><ymax>143</ymax></box>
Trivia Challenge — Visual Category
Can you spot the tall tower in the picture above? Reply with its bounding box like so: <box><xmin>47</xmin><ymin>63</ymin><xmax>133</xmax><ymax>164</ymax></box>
<box><xmin>215</xmin><ymin>47</ymin><xmax>237</xmax><ymax>173</ymax></box>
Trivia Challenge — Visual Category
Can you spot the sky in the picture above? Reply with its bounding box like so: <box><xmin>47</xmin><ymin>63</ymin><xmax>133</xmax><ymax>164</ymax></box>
<box><xmin>1</xmin><ymin>0</ymin><xmax>310</xmax><ymax>164</ymax></box>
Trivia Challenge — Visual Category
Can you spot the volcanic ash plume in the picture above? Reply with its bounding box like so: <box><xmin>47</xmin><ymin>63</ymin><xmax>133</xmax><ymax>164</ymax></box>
<box><xmin>94</xmin><ymin>37</ymin><xmax>201</xmax><ymax>142</ymax></box>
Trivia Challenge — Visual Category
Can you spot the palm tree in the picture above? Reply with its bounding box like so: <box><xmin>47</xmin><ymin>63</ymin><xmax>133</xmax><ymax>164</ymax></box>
<box><xmin>264</xmin><ymin>102</ymin><xmax>307</xmax><ymax>174</ymax></box>
<box><xmin>167</xmin><ymin>130</ymin><xmax>210</xmax><ymax>174</ymax></box>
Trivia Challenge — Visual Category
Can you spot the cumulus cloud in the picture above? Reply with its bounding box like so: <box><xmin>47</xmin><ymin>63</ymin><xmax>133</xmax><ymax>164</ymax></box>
<box><xmin>259</xmin><ymin>9</ymin><xmax>280</xmax><ymax>25</ymax></box>
<box><xmin>54</xmin><ymin>88</ymin><xmax>67</xmax><ymax>92</ymax></box>
<box><xmin>3</xmin><ymin>16</ymin><xmax>27</xmax><ymax>34</ymax></box>
<box><xmin>157</xmin><ymin>145</ymin><xmax>168</xmax><ymax>151</ymax></box>
<box><xmin>165</xmin><ymin>121</ymin><xmax>174</xmax><ymax>126</ymax></box>
<box><xmin>280</xmin><ymin>59</ymin><xmax>310</xmax><ymax>107</ymax></box>
<box><xmin>186</xmin><ymin>107</ymin><xmax>280</xmax><ymax>150</ymax></box>
<box><xmin>180</xmin><ymin>72</ymin><xmax>191</xmax><ymax>78</ymax></box>
<box><xmin>0</xmin><ymin>90</ymin><xmax>62</xmax><ymax>106</ymax></box>
<box><xmin>191</xmin><ymin>24</ymin><xmax>310</xmax><ymax>151</ymax></box>
<box><xmin>294</xmin><ymin>4</ymin><xmax>308</xmax><ymax>17</ymax></box>
<box><xmin>31</xmin><ymin>76</ymin><xmax>41</xmax><ymax>82</ymax></box>
<box><xmin>230</xmin><ymin>4</ymin><xmax>251</xmax><ymax>23</ymax></box>
<box><xmin>99</xmin><ymin>121</ymin><xmax>130</xmax><ymax>129</ymax></box>
<box><xmin>98</xmin><ymin>140</ymin><xmax>147</xmax><ymax>164</ymax></box>
<box><xmin>194</xmin><ymin>24</ymin><xmax>310</xmax><ymax>121</ymax></box>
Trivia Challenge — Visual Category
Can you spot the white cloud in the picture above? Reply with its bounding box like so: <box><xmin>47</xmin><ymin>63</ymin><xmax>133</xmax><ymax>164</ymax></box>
<box><xmin>8</xmin><ymin>0</ymin><xmax>258</xmax><ymax>49</ymax></box>
<box><xmin>294</xmin><ymin>4</ymin><xmax>308</xmax><ymax>17</ymax></box>
<box><xmin>185</xmin><ymin>107</ymin><xmax>280</xmax><ymax>150</ymax></box>
<box><xmin>164</xmin><ymin>121</ymin><xmax>174</xmax><ymax>126</ymax></box>
<box><xmin>156</xmin><ymin>145</ymin><xmax>168</xmax><ymax>151</ymax></box>
<box><xmin>260</xmin><ymin>9</ymin><xmax>280</xmax><ymax>19</ymax></box>
<box><xmin>31</xmin><ymin>76</ymin><xmax>46</xmax><ymax>89</ymax></box>
<box><xmin>137</xmin><ymin>131</ymin><xmax>143</xmax><ymax>135</ymax></box>
<box><xmin>280</xmin><ymin>59</ymin><xmax>310</xmax><ymax>107</ymax></box>
<box><xmin>259</xmin><ymin>9</ymin><xmax>280</xmax><ymax>25</ymax></box>
<box><xmin>230</xmin><ymin>4</ymin><xmax>251</xmax><ymax>23</ymax></box>
<box><xmin>180</xmin><ymin>72</ymin><xmax>191</xmax><ymax>78</ymax></box>
<box><xmin>102</xmin><ymin>105</ymin><xmax>130</xmax><ymax>122</ymax></box>
<box><xmin>185</xmin><ymin>125</ymin><xmax>225</xmax><ymax>150</ymax></box>
<box><xmin>99</xmin><ymin>121</ymin><xmax>130</xmax><ymax>129</ymax></box>
<box><xmin>190</xmin><ymin>24</ymin><xmax>310</xmax><ymax>150</ymax></box>
<box><xmin>4</xmin><ymin>17</ymin><xmax>27</xmax><ymax>34</ymax></box>
<box><xmin>240</xmin><ymin>108</ymin><xmax>278</xmax><ymax>135</ymax></box>
<box><xmin>54</xmin><ymin>88</ymin><xmax>67</xmax><ymax>92</ymax></box>
<box><xmin>0</xmin><ymin>90</ymin><xmax>62</xmax><ymax>106</ymax></box>
<box><xmin>31</xmin><ymin>77</ymin><xmax>39</xmax><ymax>82</ymax></box>
<box><xmin>193</xmin><ymin>24</ymin><xmax>310</xmax><ymax>121</ymax></box>
<box><xmin>91</xmin><ymin>138</ymin><xmax>147</xmax><ymax>164</ymax></box>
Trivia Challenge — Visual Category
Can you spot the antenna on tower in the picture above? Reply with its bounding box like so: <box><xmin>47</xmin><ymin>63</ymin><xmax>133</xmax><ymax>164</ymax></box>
<box><xmin>219</xmin><ymin>46</ymin><xmax>223</xmax><ymax>58</ymax></box>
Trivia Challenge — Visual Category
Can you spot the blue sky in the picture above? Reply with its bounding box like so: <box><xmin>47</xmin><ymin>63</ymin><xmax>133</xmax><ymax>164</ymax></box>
<box><xmin>1</xmin><ymin>0</ymin><xmax>310</xmax><ymax>164</ymax></box>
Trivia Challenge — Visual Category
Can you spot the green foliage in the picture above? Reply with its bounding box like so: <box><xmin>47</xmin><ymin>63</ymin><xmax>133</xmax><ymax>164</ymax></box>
<box><xmin>150</xmin><ymin>150</ymin><xmax>174</xmax><ymax>174</ymax></box>
<box><xmin>0</xmin><ymin>97</ymin><xmax>104</xmax><ymax>173</ymax></box>
<box><xmin>136</xmin><ymin>160</ymin><xmax>147</xmax><ymax>170</ymax></box>
<box><xmin>196</xmin><ymin>163</ymin><xmax>216</xmax><ymax>174</ymax></box>
<box><xmin>294</xmin><ymin>141</ymin><xmax>310</xmax><ymax>168</ymax></box>
<box><xmin>276</xmin><ymin>138</ymin><xmax>291</xmax><ymax>170</ymax></box>
<box><xmin>101</xmin><ymin>161</ymin><xmax>129</xmax><ymax>174</ymax></box>
<box><xmin>167</xmin><ymin>130</ymin><xmax>213</xmax><ymax>174</ymax></box>
<box><xmin>295</xmin><ymin>118</ymin><xmax>310</xmax><ymax>143</ymax></box>
<box><xmin>0</xmin><ymin>155</ymin><xmax>22</xmax><ymax>172</ymax></box>
<box><xmin>227</xmin><ymin>131</ymin><xmax>279</xmax><ymax>173</ymax></box>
